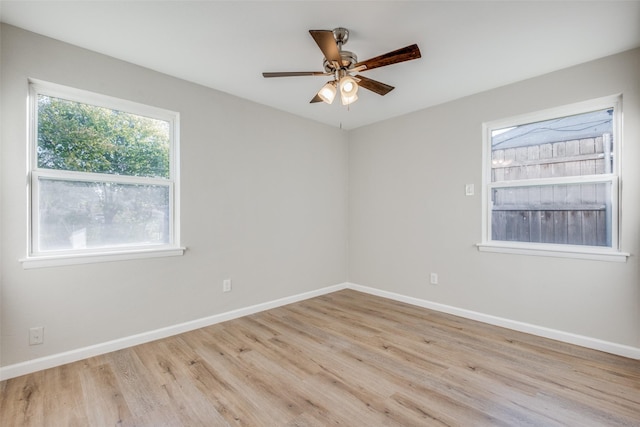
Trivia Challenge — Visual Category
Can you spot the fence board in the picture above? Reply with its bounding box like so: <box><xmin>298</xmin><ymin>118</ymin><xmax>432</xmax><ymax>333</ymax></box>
<box><xmin>517</xmin><ymin>211</ymin><xmax>531</xmax><ymax>242</ymax></box>
<box><xmin>567</xmin><ymin>211</ymin><xmax>582</xmax><ymax>245</ymax></box>
<box><xmin>530</xmin><ymin>211</ymin><xmax>542</xmax><ymax>243</ymax></box>
<box><xmin>598</xmin><ymin>211</ymin><xmax>607</xmax><ymax>245</ymax></box>
<box><xmin>541</xmin><ymin>211</ymin><xmax>555</xmax><ymax>243</ymax></box>
<box><xmin>553</xmin><ymin>211</ymin><xmax>568</xmax><ymax>244</ymax></box>
<box><xmin>582</xmin><ymin>211</ymin><xmax>598</xmax><ymax>246</ymax></box>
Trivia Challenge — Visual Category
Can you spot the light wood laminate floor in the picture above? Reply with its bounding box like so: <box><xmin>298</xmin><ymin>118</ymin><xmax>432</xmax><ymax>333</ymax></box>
<box><xmin>1</xmin><ymin>289</ymin><xmax>639</xmax><ymax>426</ymax></box>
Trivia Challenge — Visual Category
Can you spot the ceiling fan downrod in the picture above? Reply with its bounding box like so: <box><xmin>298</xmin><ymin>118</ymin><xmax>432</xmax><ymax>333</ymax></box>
<box><xmin>333</xmin><ymin>27</ymin><xmax>349</xmax><ymax>48</ymax></box>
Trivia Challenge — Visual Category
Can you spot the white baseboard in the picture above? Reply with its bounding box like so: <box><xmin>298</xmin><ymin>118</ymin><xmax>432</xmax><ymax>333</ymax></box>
<box><xmin>0</xmin><ymin>283</ymin><xmax>348</xmax><ymax>381</ymax></box>
<box><xmin>346</xmin><ymin>282</ymin><xmax>640</xmax><ymax>360</ymax></box>
<box><xmin>3</xmin><ymin>281</ymin><xmax>638</xmax><ymax>381</ymax></box>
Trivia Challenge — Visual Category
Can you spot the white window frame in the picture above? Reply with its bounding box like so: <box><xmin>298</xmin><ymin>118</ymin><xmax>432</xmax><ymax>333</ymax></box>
<box><xmin>22</xmin><ymin>80</ymin><xmax>184</xmax><ymax>268</ymax></box>
<box><xmin>478</xmin><ymin>95</ymin><xmax>629</xmax><ymax>262</ymax></box>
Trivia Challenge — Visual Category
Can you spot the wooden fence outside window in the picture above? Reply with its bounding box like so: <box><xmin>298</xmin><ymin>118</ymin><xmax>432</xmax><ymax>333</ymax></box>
<box><xmin>491</xmin><ymin>135</ymin><xmax>612</xmax><ymax>246</ymax></box>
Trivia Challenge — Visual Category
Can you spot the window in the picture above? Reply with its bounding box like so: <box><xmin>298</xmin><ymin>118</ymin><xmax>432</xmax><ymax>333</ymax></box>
<box><xmin>24</xmin><ymin>80</ymin><xmax>182</xmax><ymax>267</ymax></box>
<box><xmin>479</xmin><ymin>96</ymin><xmax>628</xmax><ymax>262</ymax></box>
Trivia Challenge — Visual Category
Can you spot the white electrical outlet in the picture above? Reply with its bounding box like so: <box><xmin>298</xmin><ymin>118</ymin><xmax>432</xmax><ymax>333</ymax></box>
<box><xmin>430</xmin><ymin>273</ymin><xmax>438</xmax><ymax>285</ymax></box>
<box><xmin>29</xmin><ymin>326</ymin><xmax>44</xmax><ymax>345</ymax></box>
<box><xmin>223</xmin><ymin>279</ymin><xmax>232</xmax><ymax>293</ymax></box>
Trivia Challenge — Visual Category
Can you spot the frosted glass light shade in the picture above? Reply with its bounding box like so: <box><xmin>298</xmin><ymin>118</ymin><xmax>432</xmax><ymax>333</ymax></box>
<box><xmin>341</xmin><ymin>92</ymin><xmax>358</xmax><ymax>105</ymax></box>
<box><xmin>339</xmin><ymin>75</ymin><xmax>358</xmax><ymax>105</ymax></box>
<box><xmin>318</xmin><ymin>82</ymin><xmax>337</xmax><ymax>104</ymax></box>
<box><xmin>340</xmin><ymin>76</ymin><xmax>358</xmax><ymax>95</ymax></box>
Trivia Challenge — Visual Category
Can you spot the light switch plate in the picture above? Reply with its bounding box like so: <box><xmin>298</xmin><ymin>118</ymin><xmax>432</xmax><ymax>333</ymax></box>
<box><xmin>465</xmin><ymin>184</ymin><xmax>474</xmax><ymax>196</ymax></box>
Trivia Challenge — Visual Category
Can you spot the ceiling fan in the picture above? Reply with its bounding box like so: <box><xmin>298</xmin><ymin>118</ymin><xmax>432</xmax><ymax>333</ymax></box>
<box><xmin>262</xmin><ymin>28</ymin><xmax>421</xmax><ymax>106</ymax></box>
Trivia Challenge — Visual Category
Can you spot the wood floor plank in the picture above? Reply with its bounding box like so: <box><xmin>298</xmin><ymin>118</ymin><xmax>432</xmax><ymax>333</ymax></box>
<box><xmin>108</xmin><ymin>347</ymin><xmax>184</xmax><ymax>425</ymax></box>
<box><xmin>132</xmin><ymin>337</ymin><xmax>231</xmax><ymax>426</ymax></box>
<box><xmin>0</xmin><ymin>371</ymin><xmax>46</xmax><ymax>425</ymax></box>
<box><xmin>2</xmin><ymin>289</ymin><xmax>639</xmax><ymax>426</ymax></box>
<box><xmin>78</xmin><ymin>360</ymin><xmax>135</xmax><ymax>426</ymax></box>
<box><xmin>41</xmin><ymin>364</ymin><xmax>89</xmax><ymax>427</ymax></box>
<box><xmin>176</xmin><ymin>329</ymin><xmax>268</xmax><ymax>425</ymax></box>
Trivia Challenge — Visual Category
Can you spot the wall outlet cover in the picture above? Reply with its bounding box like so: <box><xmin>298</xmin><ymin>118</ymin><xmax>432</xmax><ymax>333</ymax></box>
<box><xmin>29</xmin><ymin>326</ymin><xmax>44</xmax><ymax>345</ymax></box>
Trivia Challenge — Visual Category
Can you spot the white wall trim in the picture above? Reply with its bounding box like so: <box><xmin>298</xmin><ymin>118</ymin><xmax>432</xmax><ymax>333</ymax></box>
<box><xmin>0</xmin><ymin>282</ymin><xmax>348</xmax><ymax>381</ymax></box>
<box><xmin>3</xmin><ymin>281</ymin><xmax>638</xmax><ymax>381</ymax></box>
<box><xmin>346</xmin><ymin>282</ymin><xmax>640</xmax><ymax>360</ymax></box>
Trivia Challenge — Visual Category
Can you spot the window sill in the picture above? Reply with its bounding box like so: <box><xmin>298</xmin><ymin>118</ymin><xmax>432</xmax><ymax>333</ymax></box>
<box><xmin>20</xmin><ymin>247</ymin><xmax>186</xmax><ymax>269</ymax></box>
<box><xmin>476</xmin><ymin>242</ymin><xmax>629</xmax><ymax>263</ymax></box>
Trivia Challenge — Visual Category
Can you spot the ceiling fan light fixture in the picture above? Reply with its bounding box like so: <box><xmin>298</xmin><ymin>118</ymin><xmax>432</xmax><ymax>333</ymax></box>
<box><xmin>318</xmin><ymin>81</ymin><xmax>337</xmax><ymax>104</ymax></box>
<box><xmin>341</xmin><ymin>91</ymin><xmax>358</xmax><ymax>106</ymax></box>
<box><xmin>339</xmin><ymin>75</ymin><xmax>359</xmax><ymax>105</ymax></box>
<box><xmin>339</xmin><ymin>75</ymin><xmax>358</xmax><ymax>95</ymax></box>
<box><xmin>263</xmin><ymin>28</ymin><xmax>421</xmax><ymax>107</ymax></box>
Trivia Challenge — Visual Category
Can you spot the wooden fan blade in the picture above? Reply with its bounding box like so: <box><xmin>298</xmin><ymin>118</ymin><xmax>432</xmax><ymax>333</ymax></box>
<box><xmin>263</xmin><ymin>71</ymin><xmax>329</xmax><ymax>78</ymax></box>
<box><xmin>355</xmin><ymin>44</ymin><xmax>421</xmax><ymax>71</ymax></box>
<box><xmin>355</xmin><ymin>75</ymin><xmax>395</xmax><ymax>96</ymax></box>
<box><xmin>309</xmin><ymin>30</ymin><xmax>341</xmax><ymax>65</ymax></box>
<box><xmin>310</xmin><ymin>94</ymin><xmax>323</xmax><ymax>103</ymax></box>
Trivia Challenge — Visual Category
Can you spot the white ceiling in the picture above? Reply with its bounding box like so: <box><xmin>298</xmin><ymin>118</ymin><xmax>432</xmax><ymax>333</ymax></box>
<box><xmin>1</xmin><ymin>1</ymin><xmax>639</xmax><ymax>130</ymax></box>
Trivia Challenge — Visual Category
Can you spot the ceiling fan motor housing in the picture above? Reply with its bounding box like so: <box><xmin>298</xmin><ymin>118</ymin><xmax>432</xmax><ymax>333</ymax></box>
<box><xmin>322</xmin><ymin>27</ymin><xmax>358</xmax><ymax>73</ymax></box>
<box><xmin>323</xmin><ymin>50</ymin><xmax>358</xmax><ymax>73</ymax></box>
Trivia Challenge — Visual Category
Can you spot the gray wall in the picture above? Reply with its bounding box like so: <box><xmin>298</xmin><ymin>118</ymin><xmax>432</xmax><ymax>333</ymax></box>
<box><xmin>0</xmin><ymin>25</ymin><xmax>348</xmax><ymax>366</ymax></box>
<box><xmin>348</xmin><ymin>48</ymin><xmax>640</xmax><ymax>348</ymax></box>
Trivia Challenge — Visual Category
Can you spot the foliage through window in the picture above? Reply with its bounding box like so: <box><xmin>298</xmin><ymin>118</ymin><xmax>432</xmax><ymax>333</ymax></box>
<box><xmin>481</xmin><ymin>96</ymin><xmax>623</xmax><ymax>259</ymax></box>
<box><xmin>29</xmin><ymin>81</ymin><xmax>180</xmax><ymax>259</ymax></box>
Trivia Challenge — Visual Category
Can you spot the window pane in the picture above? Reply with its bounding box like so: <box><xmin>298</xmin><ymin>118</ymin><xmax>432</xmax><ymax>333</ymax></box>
<box><xmin>491</xmin><ymin>109</ymin><xmax>613</xmax><ymax>182</ymax></box>
<box><xmin>37</xmin><ymin>178</ymin><xmax>170</xmax><ymax>252</ymax></box>
<box><xmin>37</xmin><ymin>95</ymin><xmax>170</xmax><ymax>178</ymax></box>
<box><xmin>491</xmin><ymin>182</ymin><xmax>611</xmax><ymax>247</ymax></box>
